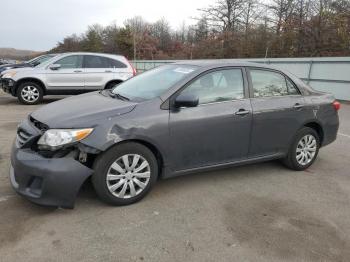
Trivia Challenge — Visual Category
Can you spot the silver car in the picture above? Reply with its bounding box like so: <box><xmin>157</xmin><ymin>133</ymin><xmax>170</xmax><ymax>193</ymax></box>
<box><xmin>1</xmin><ymin>52</ymin><xmax>136</xmax><ymax>104</ymax></box>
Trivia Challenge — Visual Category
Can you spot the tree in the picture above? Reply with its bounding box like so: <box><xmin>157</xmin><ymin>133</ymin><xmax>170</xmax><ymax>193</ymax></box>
<box><xmin>195</xmin><ymin>17</ymin><xmax>209</xmax><ymax>41</ymax></box>
<box><xmin>151</xmin><ymin>18</ymin><xmax>172</xmax><ymax>51</ymax></box>
<box><xmin>81</xmin><ymin>24</ymin><xmax>104</xmax><ymax>52</ymax></box>
<box><xmin>52</xmin><ymin>34</ymin><xmax>81</xmax><ymax>52</ymax></box>
<box><xmin>198</xmin><ymin>0</ymin><xmax>245</xmax><ymax>31</ymax></box>
<box><xmin>51</xmin><ymin>1</ymin><xmax>350</xmax><ymax>59</ymax></box>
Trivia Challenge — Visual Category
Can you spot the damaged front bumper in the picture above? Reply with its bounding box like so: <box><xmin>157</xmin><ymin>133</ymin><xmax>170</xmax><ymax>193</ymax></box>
<box><xmin>9</xmin><ymin>118</ymin><xmax>94</xmax><ymax>209</ymax></box>
<box><xmin>1</xmin><ymin>78</ymin><xmax>16</xmax><ymax>94</ymax></box>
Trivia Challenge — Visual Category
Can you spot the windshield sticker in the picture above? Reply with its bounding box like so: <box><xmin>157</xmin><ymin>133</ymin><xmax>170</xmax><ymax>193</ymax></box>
<box><xmin>173</xmin><ymin>68</ymin><xmax>195</xmax><ymax>74</ymax></box>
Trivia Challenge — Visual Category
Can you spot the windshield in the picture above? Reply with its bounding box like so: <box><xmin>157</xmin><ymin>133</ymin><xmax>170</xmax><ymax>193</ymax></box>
<box><xmin>28</xmin><ymin>54</ymin><xmax>56</xmax><ymax>67</ymax></box>
<box><xmin>27</xmin><ymin>56</ymin><xmax>40</xmax><ymax>64</ymax></box>
<box><xmin>36</xmin><ymin>54</ymin><xmax>63</xmax><ymax>68</ymax></box>
<box><xmin>112</xmin><ymin>64</ymin><xmax>198</xmax><ymax>100</ymax></box>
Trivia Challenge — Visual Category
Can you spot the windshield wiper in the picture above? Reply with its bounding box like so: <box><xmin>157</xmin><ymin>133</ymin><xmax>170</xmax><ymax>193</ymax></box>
<box><xmin>108</xmin><ymin>90</ymin><xmax>130</xmax><ymax>101</ymax></box>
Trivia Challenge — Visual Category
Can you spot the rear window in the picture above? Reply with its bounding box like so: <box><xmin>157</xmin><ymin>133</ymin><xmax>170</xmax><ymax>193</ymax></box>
<box><xmin>250</xmin><ymin>69</ymin><xmax>300</xmax><ymax>97</ymax></box>
<box><xmin>84</xmin><ymin>55</ymin><xmax>127</xmax><ymax>69</ymax></box>
<box><xmin>109</xmin><ymin>58</ymin><xmax>127</xmax><ymax>68</ymax></box>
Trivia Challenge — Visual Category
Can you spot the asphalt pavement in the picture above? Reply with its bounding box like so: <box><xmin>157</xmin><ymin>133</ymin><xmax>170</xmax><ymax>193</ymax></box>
<box><xmin>1</xmin><ymin>92</ymin><xmax>350</xmax><ymax>262</ymax></box>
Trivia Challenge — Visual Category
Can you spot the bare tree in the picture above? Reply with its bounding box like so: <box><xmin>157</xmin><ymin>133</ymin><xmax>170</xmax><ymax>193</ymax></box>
<box><xmin>198</xmin><ymin>0</ymin><xmax>245</xmax><ymax>31</ymax></box>
<box><xmin>52</xmin><ymin>0</ymin><xmax>350</xmax><ymax>59</ymax></box>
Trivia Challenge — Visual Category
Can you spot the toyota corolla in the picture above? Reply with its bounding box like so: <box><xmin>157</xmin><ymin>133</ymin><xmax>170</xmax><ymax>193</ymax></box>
<box><xmin>10</xmin><ymin>61</ymin><xmax>340</xmax><ymax>208</ymax></box>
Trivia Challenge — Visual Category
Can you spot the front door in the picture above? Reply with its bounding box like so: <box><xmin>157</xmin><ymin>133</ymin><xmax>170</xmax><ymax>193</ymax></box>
<box><xmin>45</xmin><ymin>55</ymin><xmax>84</xmax><ymax>90</ymax></box>
<box><xmin>169</xmin><ymin>68</ymin><xmax>252</xmax><ymax>171</ymax></box>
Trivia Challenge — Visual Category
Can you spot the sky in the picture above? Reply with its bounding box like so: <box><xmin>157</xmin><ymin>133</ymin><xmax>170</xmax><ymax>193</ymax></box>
<box><xmin>0</xmin><ymin>0</ymin><xmax>215</xmax><ymax>51</ymax></box>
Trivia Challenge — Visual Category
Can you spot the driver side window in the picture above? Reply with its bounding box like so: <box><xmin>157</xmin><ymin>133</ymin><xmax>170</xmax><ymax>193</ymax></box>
<box><xmin>54</xmin><ymin>55</ymin><xmax>83</xmax><ymax>69</ymax></box>
<box><xmin>181</xmin><ymin>69</ymin><xmax>244</xmax><ymax>105</ymax></box>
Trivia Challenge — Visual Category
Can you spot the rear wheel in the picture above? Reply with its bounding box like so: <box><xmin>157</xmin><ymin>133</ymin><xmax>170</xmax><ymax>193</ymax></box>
<box><xmin>17</xmin><ymin>82</ymin><xmax>43</xmax><ymax>105</ymax></box>
<box><xmin>92</xmin><ymin>142</ymin><xmax>158</xmax><ymax>206</ymax></box>
<box><xmin>283</xmin><ymin>127</ymin><xmax>320</xmax><ymax>171</ymax></box>
<box><xmin>105</xmin><ymin>81</ymin><xmax>122</xmax><ymax>89</ymax></box>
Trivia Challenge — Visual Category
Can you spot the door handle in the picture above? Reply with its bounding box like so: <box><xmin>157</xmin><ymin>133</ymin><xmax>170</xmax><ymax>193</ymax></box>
<box><xmin>74</xmin><ymin>70</ymin><xmax>82</xmax><ymax>73</ymax></box>
<box><xmin>105</xmin><ymin>70</ymin><xmax>112</xmax><ymax>73</ymax></box>
<box><xmin>235</xmin><ymin>109</ymin><xmax>250</xmax><ymax>116</ymax></box>
<box><xmin>294</xmin><ymin>103</ymin><xmax>303</xmax><ymax>109</ymax></box>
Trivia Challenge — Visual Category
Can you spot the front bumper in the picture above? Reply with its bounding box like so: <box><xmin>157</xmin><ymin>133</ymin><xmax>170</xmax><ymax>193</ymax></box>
<box><xmin>1</xmin><ymin>78</ymin><xmax>16</xmax><ymax>94</ymax></box>
<box><xmin>10</xmin><ymin>141</ymin><xmax>93</xmax><ymax>209</ymax></box>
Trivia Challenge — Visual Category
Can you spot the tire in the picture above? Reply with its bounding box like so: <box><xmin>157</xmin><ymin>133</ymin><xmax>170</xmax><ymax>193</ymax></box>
<box><xmin>283</xmin><ymin>127</ymin><xmax>320</xmax><ymax>171</ymax></box>
<box><xmin>17</xmin><ymin>81</ymin><xmax>43</xmax><ymax>105</ymax></box>
<box><xmin>92</xmin><ymin>142</ymin><xmax>158</xmax><ymax>206</ymax></box>
<box><xmin>105</xmin><ymin>81</ymin><xmax>122</xmax><ymax>90</ymax></box>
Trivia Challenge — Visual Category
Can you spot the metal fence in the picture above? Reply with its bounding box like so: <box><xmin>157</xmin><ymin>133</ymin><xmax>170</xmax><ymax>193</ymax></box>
<box><xmin>131</xmin><ymin>57</ymin><xmax>350</xmax><ymax>101</ymax></box>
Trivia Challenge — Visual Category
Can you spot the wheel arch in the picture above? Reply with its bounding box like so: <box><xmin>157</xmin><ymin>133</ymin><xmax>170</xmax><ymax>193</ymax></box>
<box><xmin>303</xmin><ymin>121</ymin><xmax>324</xmax><ymax>146</ymax></box>
<box><xmin>104</xmin><ymin>79</ymin><xmax>123</xmax><ymax>89</ymax></box>
<box><xmin>103</xmin><ymin>139</ymin><xmax>164</xmax><ymax>176</ymax></box>
<box><xmin>15</xmin><ymin>78</ymin><xmax>46</xmax><ymax>96</ymax></box>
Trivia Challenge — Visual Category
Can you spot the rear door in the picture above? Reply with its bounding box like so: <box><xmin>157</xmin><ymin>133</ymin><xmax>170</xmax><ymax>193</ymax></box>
<box><xmin>83</xmin><ymin>55</ymin><xmax>119</xmax><ymax>90</ymax></box>
<box><xmin>169</xmin><ymin>67</ymin><xmax>252</xmax><ymax>171</ymax></box>
<box><xmin>109</xmin><ymin>57</ymin><xmax>133</xmax><ymax>81</ymax></box>
<box><xmin>45</xmin><ymin>55</ymin><xmax>84</xmax><ymax>90</ymax></box>
<box><xmin>247</xmin><ymin>68</ymin><xmax>306</xmax><ymax>157</ymax></box>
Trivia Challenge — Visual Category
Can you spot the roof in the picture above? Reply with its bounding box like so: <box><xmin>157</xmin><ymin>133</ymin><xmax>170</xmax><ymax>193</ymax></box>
<box><xmin>58</xmin><ymin>52</ymin><xmax>124</xmax><ymax>57</ymax></box>
<box><xmin>174</xmin><ymin>59</ymin><xmax>277</xmax><ymax>70</ymax></box>
<box><xmin>172</xmin><ymin>59</ymin><xmax>311</xmax><ymax>92</ymax></box>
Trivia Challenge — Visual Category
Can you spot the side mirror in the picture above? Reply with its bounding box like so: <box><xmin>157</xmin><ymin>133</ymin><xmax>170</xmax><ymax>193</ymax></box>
<box><xmin>49</xmin><ymin>64</ymin><xmax>61</xmax><ymax>70</ymax></box>
<box><xmin>174</xmin><ymin>93</ymin><xmax>199</xmax><ymax>108</ymax></box>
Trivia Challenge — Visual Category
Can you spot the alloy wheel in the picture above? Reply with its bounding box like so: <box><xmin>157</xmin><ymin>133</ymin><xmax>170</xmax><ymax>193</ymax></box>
<box><xmin>106</xmin><ymin>154</ymin><xmax>151</xmax><ymax>199</ymax></box>
<box><xmin>296</xmin><ymin>134</ymin><xmax>317</xmax><ymax>166</ymax></box>
<box><xmin>21</xmin><ymin>85</ymin><xmax>39</xmax><ymax>103</ymax></box>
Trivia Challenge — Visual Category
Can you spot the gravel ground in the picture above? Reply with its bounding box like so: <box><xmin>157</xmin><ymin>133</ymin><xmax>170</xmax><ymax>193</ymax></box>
<box><xmin>1</xmin><ymin>91</ymin><xmax>350</xmax><ymax>262</ymax></box>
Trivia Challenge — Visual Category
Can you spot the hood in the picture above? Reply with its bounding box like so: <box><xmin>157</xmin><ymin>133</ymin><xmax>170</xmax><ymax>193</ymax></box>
<box><xmin>0</xmin><ymin>63</ymin><xmax>31</xmax><ymax>70</ymax></box>
<box><xmin>31</xmin><ymin>91</ymin><xmax>137</xmax><ymax>128</ymax></box>
<box><xmin>1</xmin><ymin>66</ymin><xmax>35</xmax><ymax>75</ymax></box>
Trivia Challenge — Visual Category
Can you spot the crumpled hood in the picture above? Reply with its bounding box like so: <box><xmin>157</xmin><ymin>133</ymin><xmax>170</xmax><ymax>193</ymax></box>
<box><xmin>31</xmin><ymin>91</ymin><xmax>137</xmax><ymax>128</ymax></box>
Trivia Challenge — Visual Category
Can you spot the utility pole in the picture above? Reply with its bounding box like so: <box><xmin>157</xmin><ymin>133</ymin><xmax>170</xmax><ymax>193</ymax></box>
<box><xmin>265</xmin><ymin>46</ymin><xmax>269</xmax><ymax>59</ymax></box>
<box><xmin>133</xmin><ymin>31</ymin><xmax>136</xmax><ymax>61</ymax></box>
<box><xmin>190</xmin><ymin>43</ymin><xmax>194</xmax><ymax>60</ymax></box>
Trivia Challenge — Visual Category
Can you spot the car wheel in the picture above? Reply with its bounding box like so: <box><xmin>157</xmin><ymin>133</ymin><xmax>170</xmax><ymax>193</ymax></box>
<box><xmin>92</xmin><ymin>142</ymin><xmax>158</xmax><ymax>206</ymax></box>
<box><xmin>283</xmin><ymin>127</ymin><xmax>320</xmax><ymax>171</ymax></box>
<box><xmin>105</xmin><ymin>81</ymin><xmax>122</xmax><ymax>89</ymax></box>
<box><xmin>17</xmin><ymin>82</ymin><xmax>43</xmax><ymax>105</ymax></box>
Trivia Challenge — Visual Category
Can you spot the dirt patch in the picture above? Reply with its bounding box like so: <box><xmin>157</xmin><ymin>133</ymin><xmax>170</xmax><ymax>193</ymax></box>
<box><xmin>224</xmin><ymin>195</ymin><xmax>350</xmax><ymax>261</ymax></box>
<box><xmin>52</xmin><ymin>239</ymin><xmax>62</xmax><ymax>248</ymax></box>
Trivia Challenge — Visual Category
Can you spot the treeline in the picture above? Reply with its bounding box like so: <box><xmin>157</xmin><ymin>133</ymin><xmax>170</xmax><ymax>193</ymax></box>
<box><xmin>51</xmin><ymin>0</ymin><xmax>350</xmax><ymax>59</ymax></box>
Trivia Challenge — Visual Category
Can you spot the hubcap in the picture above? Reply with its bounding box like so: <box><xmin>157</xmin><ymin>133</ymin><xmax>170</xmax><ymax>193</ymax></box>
<box><xmin>21</xmin><ymin>86</ymin><xmax>39</xmax><ymax>102</ymax></box>
<box><xmin>296</xmin><ymin>134</ymin><xmax>317</xmax><ymax>166</ymax></box>
<box><xmin>106</xmin><ymin>154</ymin><xmax>151</xmax><ymax>199</ymax></box>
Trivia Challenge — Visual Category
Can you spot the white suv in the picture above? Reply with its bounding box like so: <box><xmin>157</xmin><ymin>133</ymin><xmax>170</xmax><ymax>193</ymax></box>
<box><xmin>1</xmin><ymin>52</ymin><xmax>136</xmax><ymax>104</ymax></box>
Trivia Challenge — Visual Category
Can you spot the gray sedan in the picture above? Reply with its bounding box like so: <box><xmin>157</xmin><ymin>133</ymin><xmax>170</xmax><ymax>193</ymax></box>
<box><xmin>10</xmin><ymin>61</ymin><xmax>340</xmax><ymax>208</ymax></box>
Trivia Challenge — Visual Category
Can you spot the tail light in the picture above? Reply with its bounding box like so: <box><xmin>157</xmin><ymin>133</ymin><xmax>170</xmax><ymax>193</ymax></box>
<box><xmin>127</xmin><ymin>60</ymin><xmax>137</xmax><ymax>76</ymax></box>
<box><xmin>333</xmin><ymin>101</ymin><xmax>341</xmax><ymax>111</ymax></box>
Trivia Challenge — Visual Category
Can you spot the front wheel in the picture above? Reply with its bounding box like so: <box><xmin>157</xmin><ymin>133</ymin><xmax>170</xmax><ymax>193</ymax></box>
<box><xmin>92</xmin><ymin>142</ymin><xmax>158</xmax><ymax>206</ymax></box>
<box><xmin>17</xmin><ymin>82</ymin><xmax>43</xmax><ymax>105</ymax></box>
<box><xmin>283</xmin><ymin>127</ymin><xmax>320</xmax><ymax>171</ymax></box>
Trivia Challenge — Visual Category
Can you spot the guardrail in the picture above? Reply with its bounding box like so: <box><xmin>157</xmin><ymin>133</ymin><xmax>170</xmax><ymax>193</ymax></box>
<box><xmin>131</xmin><ymin>57</ymin><xmax>350</xmax><ymax>101</ymax></box>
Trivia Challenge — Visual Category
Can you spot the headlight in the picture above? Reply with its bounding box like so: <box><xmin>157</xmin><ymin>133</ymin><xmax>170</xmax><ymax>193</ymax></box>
<box><xmin>37</xmin><ymin>128</ymin><xmax>93</xmax><ymax>149</ymax></box>
<box><xmin>0</xmin><ymin>67</ymin><xmax>10</xmax><ymax>73</ymax></box>
<box><xmin>2</xmin><ymin>70</ymin><xmax>17</xmax><ymax>78</ymax></box>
